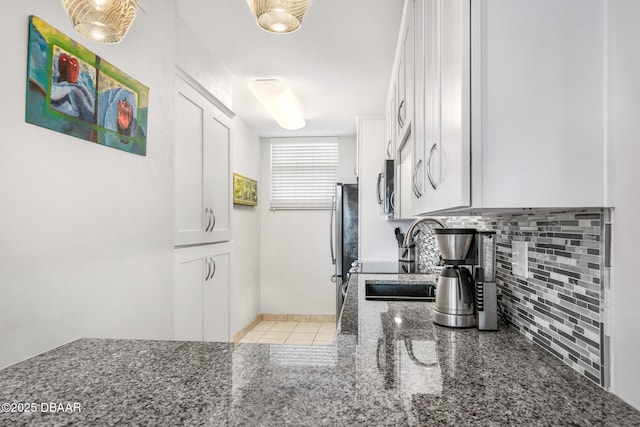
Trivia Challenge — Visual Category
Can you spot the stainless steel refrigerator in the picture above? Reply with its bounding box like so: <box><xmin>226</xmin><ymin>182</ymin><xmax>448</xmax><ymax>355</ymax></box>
<box><xmin>330</xmin><ymin>183</ymin><xmax>359</xmax><ymax>320</ymax></box>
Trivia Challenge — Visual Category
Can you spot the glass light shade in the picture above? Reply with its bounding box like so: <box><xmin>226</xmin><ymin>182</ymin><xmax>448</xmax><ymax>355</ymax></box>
<box><xmin>61</xmin><ymin>0</ymin><xmax>139</xmax><ymax>43</ymax></box>
<box><xmin>249</xmin><ymin>79</ymin><xmax>306</xmax><ymax>130</ymax></box>
<box><xmin>246</xmin><ymin>0</ymin><xmax>313</xmax><ymax>34</ymax></box>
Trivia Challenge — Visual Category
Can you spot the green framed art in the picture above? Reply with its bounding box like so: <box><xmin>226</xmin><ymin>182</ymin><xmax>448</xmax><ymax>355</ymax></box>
<box><xmin>233</xmin><ymin>173</ymin><xmax>258</xmax><ymax>206</ymax></box>
<box><xmin>25</xmin><ymin>16</ymin><xmax>149</xmax><ymax>155</ymax></box>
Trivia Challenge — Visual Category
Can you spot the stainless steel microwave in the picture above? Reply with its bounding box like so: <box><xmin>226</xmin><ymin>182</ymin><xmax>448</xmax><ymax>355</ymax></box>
<box><xmin>376</xmin><ymin>159</ymin><xmax>395</xmax><ymax>218</ymax></box>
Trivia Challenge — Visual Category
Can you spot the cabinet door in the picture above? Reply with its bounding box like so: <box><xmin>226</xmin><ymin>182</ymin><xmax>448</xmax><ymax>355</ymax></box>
<box><xmin>432</xmin><ymin>0</ymin><xmax>471</xmax><ymax>212</ymax></box>
<box><xmin>396</xmin><ymin>1</ymin><xmax>415</xmax><ymax>144</ymax></box>
<box><xmin>174</xmin><ymin>244</ymin><xmax>231</xmax><ymax>342</ymax></box>
<box><xmin>205</xmin><ymin>111</ymin><xmax>232</xmax><ymax>243</ymax></box>
<box><xmin>174</xmin><ymin>253</ymin><xmax>206</xmax><ymax>341</ymax></box>
<box><xmin>203</xmin><ymin>252</ymin><xmax>230</xmax><ymax>342</ymax></box>
<box><xmin>175</xmin><ymin>76</ymin><xmax>232</xmax><ymax>246</ymax></box>
<box><xmin>476</xmin><ymin>0</ymin><xmax>606</xmax><ymax>208</ymax></box>
<box><xmin>385</xmin><ymin>90</ymin><xmax>396</xmax><ymax>160</ymax></box>
<box><xmin>410</xmin><ymin>0</ymin><xmax>430</xmax><ymax>215</ymax></box>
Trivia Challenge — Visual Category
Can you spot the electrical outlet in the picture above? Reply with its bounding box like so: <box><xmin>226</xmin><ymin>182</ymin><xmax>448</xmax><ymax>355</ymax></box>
<box><xmin>511</xmin><ymin>241</ymin><xmax>528</xmax><ymax>278</ymax></box>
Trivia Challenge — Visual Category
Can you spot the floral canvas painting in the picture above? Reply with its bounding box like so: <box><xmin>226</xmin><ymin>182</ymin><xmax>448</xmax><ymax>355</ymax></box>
<box><xmin>26</xmin><ymin>16</ymin><xmax>148</xmax><ymax>155</ymax></box>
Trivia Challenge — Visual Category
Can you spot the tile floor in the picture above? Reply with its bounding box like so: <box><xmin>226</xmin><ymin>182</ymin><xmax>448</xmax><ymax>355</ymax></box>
<box><xmin>239</xmin><ymin>321</ymin><xmax>336</xmax><ymax>346</ymax></box>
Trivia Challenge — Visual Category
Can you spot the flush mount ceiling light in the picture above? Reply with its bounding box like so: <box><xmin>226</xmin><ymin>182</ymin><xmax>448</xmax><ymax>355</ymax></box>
<box><xmin>246</xmin><ymin>0</ymin><xmax>313</xmax><ymax>34</ymax></box>
<box><xmin>249</xmin><ymin>79</ymin><xmax>306</xmax><ymax>130</ymax></box>
<box><xmin>61</xmin><ymin>0</ymin><xmax>139</xmax><ymax>43</ymax></box>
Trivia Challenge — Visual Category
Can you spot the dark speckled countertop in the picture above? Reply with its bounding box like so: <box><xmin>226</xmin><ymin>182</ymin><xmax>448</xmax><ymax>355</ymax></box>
<box><xmin>1</xmin><ymin>272</ymin><xmax>639</xmax><ymax>426</ymax></box>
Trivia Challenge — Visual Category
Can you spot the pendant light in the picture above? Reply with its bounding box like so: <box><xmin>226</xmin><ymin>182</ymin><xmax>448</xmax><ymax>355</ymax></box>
<box><xmin>246</xmin><ymin>0</ymin><xmax>313</xmax><ymax>34</ymax></box>
<box><xmin>61</xmin><ymin>0</ymin><xmax>139</xmax><ymax>44</ymax></box>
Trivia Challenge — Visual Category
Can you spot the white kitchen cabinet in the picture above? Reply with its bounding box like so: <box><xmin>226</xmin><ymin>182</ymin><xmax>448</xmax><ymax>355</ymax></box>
<box><xmin>468</xmin><ymin>0</ymin><xmax>609</xmax><ymax>210</ymax></box>
<box><xmin>388</xmin><ymin>0</ymin><xmax>422</xmax><ymax>220</ymax></box>
<box><xmin>407</xmin><ymin>0</ymin><xmax>609</xmax><ymax>215</ymax></box>
<box><xmin>409</xmin><ymin>0</ymin><xmax>471</xmax><ymax>215</ymax></box>
<box><xmin>395</xmin><ymin>0</ymin><xmax>415</xmax><ymax>147</ymax></box>
<box><xmin>385</xmin><ymin>88</ymin><xmax>396</xmax><ymax>160</ymax></box>
<box><xmin>174</xmin><ymin>243</ymin><xmax>230</xmax><ymax>342</ymax></box>
<box><xmin>174</xmin><ymin>73</ymin><xmax>233</xmax><ymax>246</ymax></box>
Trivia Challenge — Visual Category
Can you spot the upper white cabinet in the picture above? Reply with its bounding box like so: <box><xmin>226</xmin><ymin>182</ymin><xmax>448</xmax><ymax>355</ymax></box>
<box><xmin>385</xmin><ymin>89</ymin><xmax>396</xmax><ymax>160</ymax></box>
<box><xmin>469</xmin><ymin>0</ymin><xmax>609</xmax><ymax>210</ymax></box>
<box><xmin>411</xmin><ymin>0</ymin><xmax>471</xmax><ymax>216</ymax></box>
<box><xmin>174</xmin><ymin>243</ymin><xmax>230</xmax><ymax>342</ymax></box>
<box><xmin>395</xmin><ymin>2</ymin><xmax>415</xmax><ymax>146</ymax></box>
<box><xmin>395</xmin><ymin>0</ymin><xmax>610</xmax><ymax>215</ymax></box>
<box><xmin>174</xmin><ymin>74</ymin><xmax>233</xmax><ymax>246</ymax></box>
<box><xmin>386</xmin><ymin>0</ymin><xmax>416</xmax><ymax>163</ymax></box>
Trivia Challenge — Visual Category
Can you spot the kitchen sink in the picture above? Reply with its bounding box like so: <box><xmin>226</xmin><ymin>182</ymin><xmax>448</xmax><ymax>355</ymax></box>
<box><xmin>365</xmin><ymin>280</ymin><xmax>436</xmax><ymax>301</ymax></box>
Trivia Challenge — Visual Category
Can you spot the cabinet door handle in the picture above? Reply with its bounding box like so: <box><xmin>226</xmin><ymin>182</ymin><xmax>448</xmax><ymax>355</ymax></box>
<box><xmin>386</xmin><ymin>140</ymin><xmax>393</xmax><ymax>159</ymax></box>
<box><xmin>376</xmin><ymin>173</ymin><xmax>384</xmax><ymax>204</ymax></box>
<box><xmin>204</xmin><ymin>258</ymin><xmax>212</xmax><ymax>281</ymax></box>
<box><xmin>397</xmin><ymin>100</ymin><xmax>405</xmax><ymax>128</ymax></box>
<box><xmin>330</xmin><ymin>195</ymin><xmax>336</xmax><ymax>265</ymax></box>
<box><xmin>426</xmin><ymin>143</ymin><xmax>438</xmax><ymax>190</ymax></box>
<box><xmin>203</xmin><ymin>207</ymin><xmax>212</xmax><ymax>232</ymax></box>
<box><xmin>209</xmin><ymin>259</ymin><xmax>216</xmax><ymax>280</ymax></box>
<box><xmin>390</xmin><ymin>190</ymin><xmax>396</xmax><ymax>211</ymax></box>
<box><xmin>412</xmin><ymin>160</ymin><xmax>423</xmax><ymax>198</ymax></box>
<box><xmin>210</xmin><ymin>211</ymin><xmax>216</xmax><ymax>231</ymax></box>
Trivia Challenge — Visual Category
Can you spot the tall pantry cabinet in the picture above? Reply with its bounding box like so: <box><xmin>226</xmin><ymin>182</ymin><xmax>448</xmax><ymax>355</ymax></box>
<box><xmin>173</xmin><ymin>72</ymin><xmax>233</xmax><ymax>342</ymax></box>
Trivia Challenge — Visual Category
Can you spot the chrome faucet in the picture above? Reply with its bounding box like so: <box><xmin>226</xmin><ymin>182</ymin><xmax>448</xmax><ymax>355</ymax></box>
<box><xmin>399</xmin><ymin>217</ymin><xmax>447</xmax><ymax>262</ymax></box>
<box><xmin>403</xmin><ymin>217</ymin><xmax>447</xmax><ymax>246</ymax></box>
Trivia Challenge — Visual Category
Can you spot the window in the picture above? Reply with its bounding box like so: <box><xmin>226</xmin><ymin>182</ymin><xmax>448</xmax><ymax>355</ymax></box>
<box><xmin>270</xmin><ymin>137</ymin><xmax>339</xmax><ymax>210</ymax></box>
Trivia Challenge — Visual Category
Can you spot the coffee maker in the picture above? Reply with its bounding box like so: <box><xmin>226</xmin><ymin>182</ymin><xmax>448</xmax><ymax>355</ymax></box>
<box><xmin>432</xmin><ymin>228</ymin><xmax>498</xmax><ymax>331</ymax></box>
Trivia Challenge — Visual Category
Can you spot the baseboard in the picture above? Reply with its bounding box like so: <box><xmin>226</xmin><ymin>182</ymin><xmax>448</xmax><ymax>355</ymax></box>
<box><xmin>232</xmin><ymin>314</ymin><xmax>263</xmax><ymax>344</ymax></box>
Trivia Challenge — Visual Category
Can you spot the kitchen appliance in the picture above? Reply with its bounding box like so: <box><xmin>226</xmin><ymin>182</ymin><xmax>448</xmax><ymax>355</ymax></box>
<box><xmin>376</xmin><ymin>159</ymin><xmax>395</xmax><ymax>218</ymax></box>
<box><xmin>330</xmin><ymin>183</ymin><xmax>359</xmax><ymax>320</ymax></box>
<box><xmin>432</xmin><ymin>229</ymin><xmax>498</xmax><ymax>331</ymax></box>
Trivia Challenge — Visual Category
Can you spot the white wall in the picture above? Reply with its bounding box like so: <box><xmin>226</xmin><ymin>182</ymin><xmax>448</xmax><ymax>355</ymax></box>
<box><xmin>0</xmin><ymin>2</ymin><xmax>177</xmax><ymax>368</ymax></box>
<box><xmin>231</xmin><ymin>119</ymin><xmax>261</xmax><ymax>335</ymax></box>
<box><xmin>175</xmin><ymin>16</ymin><xmax>233</xmax><ymax>110</ymax></box>
<box><xmin>357</xmin><ymin>117</ymin><xmax>405</xmax><ymax>262</ymax></box>
<box><xmin>260</xmin><ymin>136</ymin><xmax>357</xmax><ymax>315</ymax></box>
<box><xmin>610</xmin><ymin>0</ymin><xmax>640</xmax><ymax>411</ymax></box>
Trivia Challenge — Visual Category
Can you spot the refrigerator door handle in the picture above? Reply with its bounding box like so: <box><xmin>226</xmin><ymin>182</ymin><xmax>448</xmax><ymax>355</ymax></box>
<box><xmin>376</xmin><ymin>172</ymin><xmax>384</xmax><ymax>204</ymax></box>
<box><xmin>330</xmin><ymin>195</ymin><xmax>336</xmax><ymax>265</ymax></box>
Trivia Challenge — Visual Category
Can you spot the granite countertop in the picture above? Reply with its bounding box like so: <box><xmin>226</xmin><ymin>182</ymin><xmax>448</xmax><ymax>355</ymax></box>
<box><xmin>1</xmin><ymin>273</ymin><xmax>640</xmax><ymax>426</ymax></box>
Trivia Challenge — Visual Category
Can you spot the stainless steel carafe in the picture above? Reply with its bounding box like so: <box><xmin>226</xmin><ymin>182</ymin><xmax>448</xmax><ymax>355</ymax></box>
<box><xmin>433</xmin><ymin>267</ymin><xmax>476</xmax><ymax>327</ymax></box>
<box><xmin>432</xmin><ymin>229</ymin><xmax>477</xmax><ymax>328</ymax></box>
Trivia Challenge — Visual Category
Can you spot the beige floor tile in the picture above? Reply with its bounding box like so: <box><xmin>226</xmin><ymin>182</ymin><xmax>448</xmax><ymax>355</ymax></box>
<box><xmin>313</xmin><ymin>333</ymin><xmax>335</xmax><ymax>345</ymax></box>
<box><xmin>293</xmin><ymin>322</ymin><xmax>321</xmax><ymax>333</ymax></box>
<box><xmin>287</xmin><ymin>332</ymin><xmax>316</xmax><ymax>341</ymax></box>
<box><xmin>242</xmin><ymin>330</ymin><xmax>265</xmax><ymax>340</ymax></box>
<box><xmin>311</xmin><ymin>340</ymin><xmax>332</xmax><ymax>346</ymax></box>
<box><xmin>240</xmin><ymin>335</ymin><xmax>258</xmax><ymax>344</ymax></box>
<box><xmin>260</xmin><ymin>331</ymin><xmax>291</xmax><ymax>340</ymax></box>
<box><xmin>257</xmin><ymin>337</ymin><xmax>286</xmax><ymax>344</ymax></box>
<box><xmin>253</xmin><ymin>321</ymin><xmax>277</xmax><ymax>331</ymax></box>
<box><xmin>270</xmin><ymin>321</ymin><xmax>298</xmax><ymax>332</ymax></box>
<box><xmin>318</xmin><ymin>323</ymin><xmax>336</xmax><ymax>333</ymax></box>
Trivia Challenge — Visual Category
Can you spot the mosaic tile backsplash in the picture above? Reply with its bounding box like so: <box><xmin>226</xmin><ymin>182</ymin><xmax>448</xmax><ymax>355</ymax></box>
<box><xmin>414</xmin><ymin>209</ymin><xmax>610</xmax><ymax>388</ymax></box>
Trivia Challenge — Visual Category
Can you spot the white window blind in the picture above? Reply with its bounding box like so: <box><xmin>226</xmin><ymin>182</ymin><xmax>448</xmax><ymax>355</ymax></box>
<box><xmin>270</xmin><ymin>137</ymin><xmax>339</xmax><ymax>210</ymax></box>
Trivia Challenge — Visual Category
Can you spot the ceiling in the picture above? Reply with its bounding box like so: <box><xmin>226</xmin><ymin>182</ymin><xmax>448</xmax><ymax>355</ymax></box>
<box><xmin>176</xmin><ymin>0</ymin><xmax>404</xmax><ymax>137</ymax></box>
